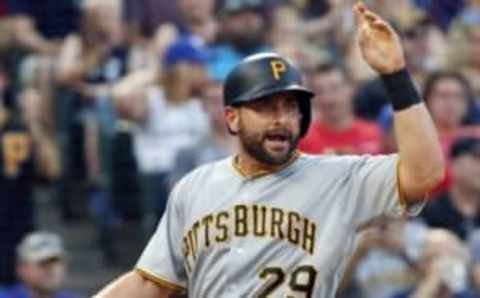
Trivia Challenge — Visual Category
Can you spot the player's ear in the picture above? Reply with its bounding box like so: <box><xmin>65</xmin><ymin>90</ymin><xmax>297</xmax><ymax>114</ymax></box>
<box><xmin>224</xmin><ymin>106</ymin><xmax>239</xmax><ymax>135</ymax></box>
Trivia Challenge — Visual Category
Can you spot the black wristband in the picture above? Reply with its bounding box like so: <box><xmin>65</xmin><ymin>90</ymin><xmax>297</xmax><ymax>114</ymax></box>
<box><xmin>381</xmin><ymin>69</ymin><xmax>421</xmax><ymax>111</ymax></box>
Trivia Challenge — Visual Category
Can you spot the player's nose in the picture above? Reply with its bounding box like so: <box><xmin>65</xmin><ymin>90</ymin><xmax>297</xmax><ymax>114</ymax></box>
<box><xmin>272</xmin><ymin>101</ymin><xmax>299</xmax><ymax>119</ymax></box>
<box><xmin>270</xmin><ymin>109</ymin><xmax>292</xmax><ymax>126</ymax></box>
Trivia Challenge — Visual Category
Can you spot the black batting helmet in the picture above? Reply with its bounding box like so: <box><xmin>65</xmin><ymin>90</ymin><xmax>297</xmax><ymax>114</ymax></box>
<box><xmin>223</xmin><ymin>53</ymin><xmax>314</xmax><ymax>137</ymax></box>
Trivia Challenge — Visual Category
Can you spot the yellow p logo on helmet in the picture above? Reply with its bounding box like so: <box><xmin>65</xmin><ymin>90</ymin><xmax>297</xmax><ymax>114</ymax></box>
<box><xmin>270</xmin><ymin>60</ymin><xmax>286</xmax><ymax>80</ymax></box>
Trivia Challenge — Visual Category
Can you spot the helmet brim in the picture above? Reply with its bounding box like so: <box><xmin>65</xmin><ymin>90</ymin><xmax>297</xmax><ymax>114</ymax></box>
<box><xmin>227</xmin><ymin>85</ymin><xmax>314</xmax><ymax>106</ymax></box>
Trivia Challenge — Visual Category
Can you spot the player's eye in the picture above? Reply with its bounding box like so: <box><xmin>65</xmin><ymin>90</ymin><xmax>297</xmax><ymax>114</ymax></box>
<box><xmin>246</xmin><ymin>100</ymin><xmax>269</xmax><ymax>111</ymax></box>
<box><xmin>284</xmin><ymin>98</ymin><xmax>299</xmax><ymax>110</ymax></box>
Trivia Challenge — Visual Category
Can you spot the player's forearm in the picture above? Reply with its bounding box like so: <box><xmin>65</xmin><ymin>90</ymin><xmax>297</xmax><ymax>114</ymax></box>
<box><xmin>94</xmin><ymin>271</ymin><xmax>175</xmax><ymax>298</ymax></box>
<box><xmin>393</xmin><ymin>103</ymin><xmax>445</xmax><ymax>201</ymax></box>
<box><xmin>379</xmin><ymin>68</ymin><xmax>444</xmax><ymax>202</ymax></box>
<box><xmin>353</xmin><ymin>3</ymin><xmax>445</xmax><ymax>201</ymax></box>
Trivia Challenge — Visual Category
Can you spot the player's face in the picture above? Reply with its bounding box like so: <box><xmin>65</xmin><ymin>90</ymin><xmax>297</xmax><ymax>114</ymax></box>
<box><xmin>229</xmin><ymin>92</ymin><xmax>302</xmax><ymax>165</ymax></box>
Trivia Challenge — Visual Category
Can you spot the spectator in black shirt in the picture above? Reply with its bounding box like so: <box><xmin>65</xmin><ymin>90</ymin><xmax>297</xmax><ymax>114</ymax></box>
<box><xmin>0</xmin><ymin>87</ymin><xmax>60</xmax><ymax>286</ymax></box>
<box><xmin>420</xmin><ymin>137</ymin><xmax>480</xmax><ymax>240</ymax></box>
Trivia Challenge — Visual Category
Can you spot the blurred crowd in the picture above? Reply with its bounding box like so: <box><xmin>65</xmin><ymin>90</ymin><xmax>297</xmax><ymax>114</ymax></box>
<box><xmin>0</xmin><ymin>0</ymin><xmax>480</xmax><ymax>297</ymax></box>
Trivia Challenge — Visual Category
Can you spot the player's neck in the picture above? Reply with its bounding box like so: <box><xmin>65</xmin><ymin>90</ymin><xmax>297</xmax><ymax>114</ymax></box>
<box><xmin>233</xmin><ymin>150</ymin><xmax>299</xmax><ymax>178</ymax></box>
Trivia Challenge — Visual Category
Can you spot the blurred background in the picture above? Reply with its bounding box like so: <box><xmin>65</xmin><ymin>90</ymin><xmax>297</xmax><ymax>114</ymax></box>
<box><xmin>0</xmin><ymin>0</ymin><xmax>480</xmax><ymax>297</ymax></box>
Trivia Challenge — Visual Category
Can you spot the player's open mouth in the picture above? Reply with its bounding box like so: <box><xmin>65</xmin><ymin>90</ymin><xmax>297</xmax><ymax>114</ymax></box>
<box><xmin>265</xmin><ymin>133</ymin><xmax>290</xmax><ymax>149</ymax></box>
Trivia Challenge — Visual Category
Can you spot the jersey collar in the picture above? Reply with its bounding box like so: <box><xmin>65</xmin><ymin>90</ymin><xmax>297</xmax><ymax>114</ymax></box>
<box><xmin>231</xmin><ymin>151</ymin><xmax>300</xmax><ymax>179</ymax></box>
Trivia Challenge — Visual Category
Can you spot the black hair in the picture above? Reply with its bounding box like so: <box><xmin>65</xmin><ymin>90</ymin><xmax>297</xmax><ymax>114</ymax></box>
<box><xmin>423</xmin><ymin>70</ymin><xmax>474</xmax><ymax>104</ymax></box>
<box><xmin>422</xmin><ymin>70</ymin><xmax>477</xmax><ymax>124</ymax></box>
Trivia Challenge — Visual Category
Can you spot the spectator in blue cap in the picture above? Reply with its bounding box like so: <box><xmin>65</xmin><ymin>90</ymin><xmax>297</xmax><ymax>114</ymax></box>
<box><xmin>110</xmin><ymin>36</ymin><xmax>210</xmax><ymax>238</ymax></box>
<box><xmin>0</xmin><ymin>231</ymin><xmax>82</xmax><ymax>298</ymax></box>
<box><xmin>162</xmin><ymin>35</ymin><xmax>209</xmax><ymax>69</ymax></box>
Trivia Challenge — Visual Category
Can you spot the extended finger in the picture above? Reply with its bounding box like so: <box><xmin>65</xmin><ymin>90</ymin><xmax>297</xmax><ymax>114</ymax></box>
<box><xmin>371</xmin><ymin>19</ymin><xmax>393</xmax><ymax>36</ymax></box>
<box><xmin>353</xmin><ymin>1</ymin><xmax>367</xmax><ymax>27</ymax></box>
<box><xmin>355</xmin><ymin>0</ymin><xmax>387</xmax><ymax>25</ymax></box>
<box><xmin>362</xmin><ymin>10</ymin><xmax>382</xmax><ymax>25</ymax></box>
<box><xmin>353</xmin><ymin>1</ymin><xmax>367</xmax><ymax>14</ymax></box>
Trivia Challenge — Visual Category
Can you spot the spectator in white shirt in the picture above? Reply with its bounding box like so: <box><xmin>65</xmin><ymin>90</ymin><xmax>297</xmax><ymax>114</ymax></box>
<box><xmin>111</xmin><ymin>36</ymin><xmax>210</xmax><ymax>237</ymax></box>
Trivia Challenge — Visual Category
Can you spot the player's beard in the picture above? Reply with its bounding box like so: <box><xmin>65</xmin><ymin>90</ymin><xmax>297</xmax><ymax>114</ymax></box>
<box><xmin>237</xmin><ymin>121</ymin><xmax>300</xmax><ymax>166</ymax></box>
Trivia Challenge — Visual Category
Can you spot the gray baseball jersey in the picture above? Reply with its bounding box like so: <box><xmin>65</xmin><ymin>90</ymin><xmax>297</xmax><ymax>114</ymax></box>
<box><xmin>136</xmin><ymin>153</ymin><xmax>419</xmax><ymax>297</ymax></box>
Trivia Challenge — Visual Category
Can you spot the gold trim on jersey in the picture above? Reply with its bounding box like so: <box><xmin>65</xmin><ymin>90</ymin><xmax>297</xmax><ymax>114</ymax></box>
<box><xmin>231</xmin><ymin>151</ymin><xmax>300</xmax><ymax>179</ymax></box>
<box><xmin>395</xmin><ymin>159</ymin><xmax>408</xmax><ymax>215</ymax></box>
<box><xmin>135</xmin><ymin>268</ymin><xmax>187</xmax><ymax>292</ymax></box>
<box><xmin>395</xmin><ymin>159</ymin><xmax>425</xmax><ymax>216</ymax></box>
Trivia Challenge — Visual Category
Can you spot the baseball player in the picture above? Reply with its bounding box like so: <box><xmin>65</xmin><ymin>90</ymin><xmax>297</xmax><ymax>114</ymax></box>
<box><xmin>95</xmin><ymin>3</ymin><xmax>445</xmax><ymax>298</ymax></box>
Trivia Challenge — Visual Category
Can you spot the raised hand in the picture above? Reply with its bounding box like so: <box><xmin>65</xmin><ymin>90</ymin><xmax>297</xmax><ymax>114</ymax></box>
<box><xmin>353</xmin><ymin>1</ymin><xmax>406</xmax><ymax>74</ymax></box>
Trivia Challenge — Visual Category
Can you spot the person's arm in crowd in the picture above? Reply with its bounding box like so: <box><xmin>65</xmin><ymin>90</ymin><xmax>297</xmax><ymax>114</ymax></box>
<box><xmin>110</xmin><ymin>23</ymin><xmax>178</xmax><ymax>122</ymax></box>
<box><xmin>110</xmin><ymin>68</ymin><xmax>157</xmax><ymax>122</ymax></box>
<box><xmin>337</xmin><ymin>222</ymin><xmax>408</xmax><ymax>295</ymax></box>
<box><xmin>84</xmin><ymin>119</ymin><xmax>102</xmax><ymax>185</ymax></box>
<box><xmin>21</xmin><ymin>89</ymin><xmax>60</xmax><ymax>180</ymax></box>
<box><xmin>30</xmin><ymin>121</ymin><xmax>60</xmax><ymax>180</ymax></box>
<box><xmin>411</xmin><ymin>269</ymin><xmax>445</xmax><ymax>298</ymax></box>
<box><xmin>10</xmin><ymin>15</ymin><xmax>58</xmax><ymax>55</ymax></box>
<box><xmin>94</xmin><ymin>271</ymin><xmax>184</xmax><ymax>298</ymax></box>
<box><xmin>113</xmin><ymin>22</ymin><xmax>176</xmax><ymax>98</ymax></box>
<box><xmin>115</xmin><ymin>25</ymin><xmax>176</xmax><ymax>94</ymax></box>
<box><xmin>412</xmin><ymin>255</ymin><xmax>467</xmax><ymax>298</ymax></box>
<box><xmin>55</xmin><ymin>35</ymin><xmax>85</xmax><ymax>85</ymax></box>
<box><xmin>336</xmin><ymin>233</ymin><xmax>373</xmax><ymax>295</ymax></box>
<box><xmin>56</xmin><ymin>33</ymin><xmax>152</xmax><ymax>120</ymax></box>
<box><xmin>354</xmin><ymin>3</ymin><xmax>445</xmax><ymax>204</ymax></box>
<box><xmin>56</xmin><ymin>34</ymin><xmax>117</xmax><ymax>102</ymax></box>
<box><xmin>55</xmin><ymin>35</ymin><xmax>105</xmax><ymax>86</ymax></box>
<box><xmin>112</xmin><ymin>68</ymin><xmax>159</xmax><ymax>99</ymax></box>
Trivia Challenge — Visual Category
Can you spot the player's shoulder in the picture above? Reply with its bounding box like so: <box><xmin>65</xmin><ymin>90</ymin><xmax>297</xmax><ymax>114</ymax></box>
<box><xmin>298</xmin><ymin>152</ymin><xmax>397</xmax><ymax>171</ymax></box>
<box><xmin>298</xmin><ymin>152</ymin><xmax>368</xmax><ymax>164</ymax></box>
